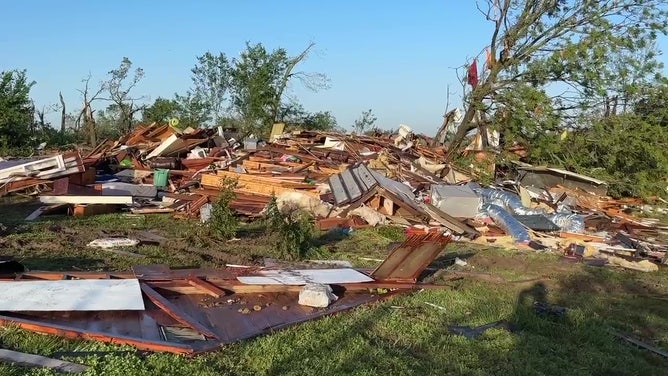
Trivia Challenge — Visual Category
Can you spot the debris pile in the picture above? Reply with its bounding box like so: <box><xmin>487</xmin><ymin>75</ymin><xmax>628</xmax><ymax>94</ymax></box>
<box><xmin>1</xmin><ymin>122</ymin><xmax>666</xmax><ymax>272</ymax></box>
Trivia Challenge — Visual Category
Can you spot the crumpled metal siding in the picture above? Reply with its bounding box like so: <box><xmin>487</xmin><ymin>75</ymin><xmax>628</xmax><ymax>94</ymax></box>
<box><xmin>476</xmin><ymin>188</ymin><xmax>584</xmax><ymax>233</ymax></box>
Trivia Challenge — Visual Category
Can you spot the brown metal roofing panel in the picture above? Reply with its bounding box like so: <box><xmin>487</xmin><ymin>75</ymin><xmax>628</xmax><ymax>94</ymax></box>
<box><xmin>371</xmin><ymin>231</ymin><xmax>452</xmax><ymax>283</ymax></box>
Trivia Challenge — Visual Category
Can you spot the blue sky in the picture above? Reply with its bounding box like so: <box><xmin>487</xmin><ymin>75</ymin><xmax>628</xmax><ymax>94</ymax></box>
<box><xmin>1</xmin><ymin>1</ymin><xmax>667</xmax><ymax>134</ymax></box>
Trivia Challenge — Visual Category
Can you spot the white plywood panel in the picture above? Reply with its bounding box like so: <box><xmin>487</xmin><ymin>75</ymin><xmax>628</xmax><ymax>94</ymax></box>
<box><xmin>0</xmin><ymin>279</ymin><xmax>145</xmax><ymax>311</ymax></box>
<box><xmin>39</xmin><ymin>195</ymin><xmax>133</xmax><ymax>204</ymax></box>
<box><xmin>237</xmin><ymin>268</ymin><xmax>373</xmax><ymax>285</ymax></box>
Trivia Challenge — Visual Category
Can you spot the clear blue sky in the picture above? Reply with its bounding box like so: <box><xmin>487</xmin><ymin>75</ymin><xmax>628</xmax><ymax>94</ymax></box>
<box><xmin>2</xmin><ymin>1</ymin><xmax>667</xmax><ymax>134</ymax></box>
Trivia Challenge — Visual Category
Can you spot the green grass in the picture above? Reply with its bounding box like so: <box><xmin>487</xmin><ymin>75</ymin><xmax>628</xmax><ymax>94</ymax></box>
<box><xmin>1</xmin><ymin>200</ymin><xmax>668</xmax><ymax>375</ymax></box>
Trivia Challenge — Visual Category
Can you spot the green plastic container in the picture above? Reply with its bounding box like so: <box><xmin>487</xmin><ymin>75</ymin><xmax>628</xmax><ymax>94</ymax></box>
<box><xmin>153</xmin><ymin>169</ymin><xmax>169</xmax><ymax>187</ymax></box>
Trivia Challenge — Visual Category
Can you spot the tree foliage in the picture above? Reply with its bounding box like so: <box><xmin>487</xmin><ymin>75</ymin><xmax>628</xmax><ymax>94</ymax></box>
<box><xmin>353</xmin><ymin>109</ymin><xmax>377</xmax><ymax>134</ymax></box>
<box><xmin>0</xmin><ymin>70</ymin><xmax>35</xmax><ymax>150</ymax></box>
<box><xmin>142</xmin><ymin>97</ymin><xmax>181</xmax><ymax>123</ymax></box>
<box><xmin>173</xmin><ymin>92</ymin><xmax>211</xmax><ymax>127</ymax></box>
<box><xmin>302</xmin><ymin>110</ymin><xmax>338</xmax><ymax>131</ymax></box>
<box><xmin>207</xmin><ymin>178</ymin><xmax>239</xmax><ymax>240</ymax></box>
<box><xmin>191</xmin><ymin>52</ymin><xmax>230</xmax><ymax>124</ymax></box>
<box><xmin>277</xmin><ymin>103</ymin><xmax>339</xmax><ymax>131</ymax></box>
<box><xmin>448</xmin><ymin>0</ymin><xmax>668</xmax><ymax>154</ymax></box>
<box><xmin>228</xmin><ymin>42</ymin><xmax>329</xmax><ymax>136</ymax></box>
<box><xmin>524</xmin><ymin>80</ymin><xmax>668</xmax><ymax>198</ymax></box>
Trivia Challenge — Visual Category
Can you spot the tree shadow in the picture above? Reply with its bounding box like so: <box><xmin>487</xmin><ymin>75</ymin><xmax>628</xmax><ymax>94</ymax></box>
<box><xmin>8</xmin><ymin>256</ymin><xmax>106</xmax><ymax>272</ymax></box>
<box><xmin>418</xmin><ymin>252</ymin><xmax>478</xmax><ymax>280</ymax></box>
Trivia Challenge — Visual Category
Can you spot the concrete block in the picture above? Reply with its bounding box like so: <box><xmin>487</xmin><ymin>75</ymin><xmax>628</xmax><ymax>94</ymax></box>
<box><xmin>298</xmin><ymin>283</ymin><xmax>338</xmax><ymax>308</ymax></box>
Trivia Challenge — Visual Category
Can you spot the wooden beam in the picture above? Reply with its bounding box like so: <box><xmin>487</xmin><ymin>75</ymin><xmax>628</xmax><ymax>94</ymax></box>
<box><xmin>0</xmin><ymin>349</ymin><xmax>88</xmax><ymax>373</ymax></box>
<box><xmin>186</xmin><ymin>277</ymin><xmax>227</xmax><ymax>298</ymax></box>
<box><xmin>140</xmin><ymin>283</ymin><xmax>218</xmax><ymax>339</ymax></box>
<box><xmin>130</xmin><ymin>208</ymin><xmax>175</xmax><ymax>214</ymax></box>
<box><xmin>72</xmin><ymin>204</ymin><xmax>123</xmax><ymax>216</ymax></box>
<box><xmin>559</xmin><ymin>232</ymin><xmax>606</xmax><ymax>242</ymax></box>
<box><xmin>423</xmin><ymin>202</ymin><xmax>480</xmax><ymax>237</ymax></box>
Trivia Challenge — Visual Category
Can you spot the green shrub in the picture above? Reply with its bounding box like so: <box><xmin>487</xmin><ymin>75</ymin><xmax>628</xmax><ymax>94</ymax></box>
<box><xmin>265</xmin><ymin>195</ymin><xmax>314</xmax><ymax>260</ymax></box>
<box><xmin>207</xmin><ymin>178</ymin><xmax>239</xmax><ymax>240</ymax></box>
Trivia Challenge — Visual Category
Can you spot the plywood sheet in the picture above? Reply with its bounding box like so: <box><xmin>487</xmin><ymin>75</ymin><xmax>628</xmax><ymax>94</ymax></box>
<box><xmin>0</xmin><ymin>279</ymin><xmax>145</xmax><ymax>311</ymax></box>
<box><xmin>40</xmin><ymin>195</ymin><xmax>133</xmax><ymax>204</ymax></box>
<box><xmin>237</xmin><ymin>268</ymin><xmax>373</xmax><ymax>285</ymax></box>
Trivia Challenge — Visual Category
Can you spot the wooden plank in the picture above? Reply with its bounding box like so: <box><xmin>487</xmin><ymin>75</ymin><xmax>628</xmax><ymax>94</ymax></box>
<box><xmin>613</xmin><ymin>331</ymin><xmax>668</xmax><ymax>359</ymax></box>
<box><xmin>130</xmin><ymin>208</ymin><xmax>175</xmax><ymax>214</ymax></box>
<box><xmin>201</xmin><ymin>174</ymin><xmax>318</xmax><ymax>196</ymax></box>
<box><xmin>423</xmin><ymin>203</ymin><xmax>480</xmax><ymax>237</ymax></box>
<box><xmin>214</xmin><ymin>170</ymin><xmax>313</xmax><ymax>188</ymax></box>
<box><xmin>40</xmin><ymin>195</ymin><xmax>133</xmax><ymax>205</ymax></box>
<box><xmin>186</xmin><ymin>277</ymin><xmax>227</xmax><ymax>298</ymax></box>
<box><xmin>140</xmin><ymin>283</ymin><xmax>219</xmax><ymax>339</ymax></box>
<box><xmin>0</xmin><ymin>349</ymin><xmax>88</xmax><ymax>373</ymax></box>
<box><xmin>559</xmin><ymin>232</ymin><xmax>606</xmax><ymax>242</ymax></box>
<box><xmin>72</xmin><ymin>204</ymin><xmax>123</xmax><ymax>216</ymax></box>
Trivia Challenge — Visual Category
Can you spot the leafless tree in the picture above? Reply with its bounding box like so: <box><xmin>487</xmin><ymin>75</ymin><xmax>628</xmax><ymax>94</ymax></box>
<box><xmin>58</xmin><ymin>91</ymin><xmax>66</xmax><ymax>134</ymax></box>
<box><xmin>76</xmin><ymin>73</ymin><xmax>106</xmax><ymax>145</ymax></box>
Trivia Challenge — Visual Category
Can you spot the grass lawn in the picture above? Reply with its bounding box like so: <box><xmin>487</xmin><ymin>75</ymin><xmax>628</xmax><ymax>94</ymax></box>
<box><xmin>1</xmin><ymin>198</ymin><xmax>667</xmax><ymax>375</ymax></box>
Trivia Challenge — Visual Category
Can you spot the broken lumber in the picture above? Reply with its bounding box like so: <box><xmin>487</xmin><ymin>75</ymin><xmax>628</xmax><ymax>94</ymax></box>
<box><xmin>0</xmin><ymin>348</ymin><xmax>88</xmax><ymax>373</ymax></box>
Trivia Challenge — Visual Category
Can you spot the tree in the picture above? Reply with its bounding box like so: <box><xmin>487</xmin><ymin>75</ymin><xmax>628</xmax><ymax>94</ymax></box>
<box><xmin>528</xmin><ymin>80</ymin><xmax>668</xmax><ymax>198</ymax></box>
<box><xmin>191</xmin><ymin>52</ymin><xmax>230</xmax><ymax>124</ymax></box>
<box><xmin>302</xmin><ymin>111</ymin><xmax>338</xmax><ymax>131</ymax></box>
<box><xmin>142</xmin><ymin>97</ymin><xmax>181</xmax><ymax>123</ymax></box>
<box><xmin>75</xmin><ymin>73</ymin><xmax>105</xmax><ymax>146</ymax></box>
<box><xmin>58</xmin><ymin>92</ymin><xmax>66</xmax><ymax>134</ymax></box>
<box><xmin>353</xmin><ymin>109</ymin><xmax>377</xmax><ymax>134</ymax></box>
<box><xmin>103</xmin><ymin>57</ymin><xmax>145</xmax><ymax>133</ymax></box>
<box><xmin>0</xmin><ymin>70</ymin><xmax>35</xmax><ymax>149</ymax></box>
<box><xmin>95</xmin><ymin>104</ymin><xmax>125</xmax><ymax>140</ymax></box>
<box><xmin>174</xmin><ymin>92</ymin><xmax>211</xmax><ymax>127</ymax></box>
<box><xmin>275</xmin><ymin>102</ymin><xmax>338</xmax><ymax>131</ymax></box>
<box><xmin>633</xmin><ymin>82</ymin><xmax>668</xmax><ymax>128</ymax></box>
<box><xmin>446</xmin><ymin>0</ymin><xmax>668</xmax><ymax>158</ymax></box>
<box><xmin>229</xmin><ymin>42</ymin><xmax>329</xmax><ymax>136</ymax></box>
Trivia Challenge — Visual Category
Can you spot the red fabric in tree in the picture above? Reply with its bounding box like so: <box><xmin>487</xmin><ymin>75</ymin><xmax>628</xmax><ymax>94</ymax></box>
<box><xmin>467</xmin><ymin>59</ymin><xmax>479</xmax><ymax>88</ymax></box>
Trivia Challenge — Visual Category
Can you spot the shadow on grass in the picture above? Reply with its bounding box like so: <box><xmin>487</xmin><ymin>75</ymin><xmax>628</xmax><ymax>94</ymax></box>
<box><xmin>13</xmin><ymin>256</ymin><xmax>106</xmax><ymax>272</ymax></box>
<box><xmin>313</xmin><ymin>228</ymin><xmax>351</xmax><ymax>247</ymax></box>
<box><xmin>418</xmin><ymin>252</ymin><xmax>478</xmax><ymax>280</ymax></box>
<box><xmin>236</xmin><ymin>222</ymin><xmax>269</xmax><ymax>238</ymax></box>
<box><xmin>0</xmin><ymin>199</ymin><xmax>43</xmax><ymax>235</ymax></box>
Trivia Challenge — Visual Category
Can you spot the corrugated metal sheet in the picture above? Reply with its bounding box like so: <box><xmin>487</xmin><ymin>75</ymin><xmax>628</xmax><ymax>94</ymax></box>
<box><xmin>328</xmin><ymin>164</ymin><xmax>379</xmax><ymax>205</ymax></box>
<box><xmin>371</xmin><ymin>231</ymin><xmax>452</xmax><ymax>283</ymax></box>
